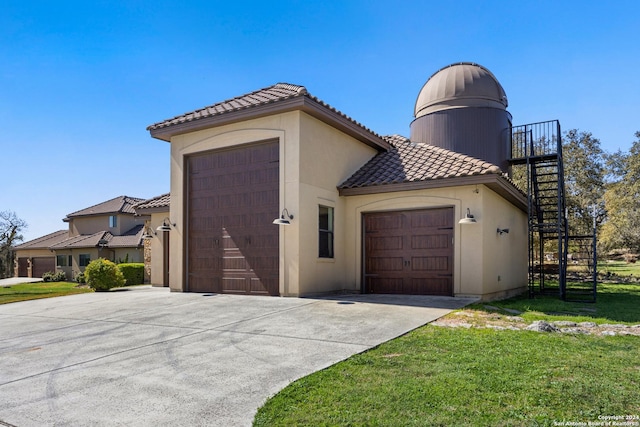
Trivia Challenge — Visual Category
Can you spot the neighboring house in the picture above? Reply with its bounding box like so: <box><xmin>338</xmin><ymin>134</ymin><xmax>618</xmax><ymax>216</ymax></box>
<box><xmin>146</xmin><ymin>62</ymin><xmax>528</xmax><ymax>301</ymax></box>
<box><xmin>14</xmin><ymin>196</ymin><xmax>147</xmax><ymax>280</ymax></box>
<box><xmin>134</xmin><ymin>193</ymin><xmax>171</xmax><ymax>287</ymax></box>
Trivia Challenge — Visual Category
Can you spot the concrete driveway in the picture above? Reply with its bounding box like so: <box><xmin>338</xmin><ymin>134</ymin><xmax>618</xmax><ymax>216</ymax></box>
<box><xmin>0</xmin><ymin>277</ymin><xmax>42</xmax><ymax>287</ymax></box>
<box><xmin>0</xmin><ymin>286</ymin><xmax>476</xmax><ymax>426</ymax></box>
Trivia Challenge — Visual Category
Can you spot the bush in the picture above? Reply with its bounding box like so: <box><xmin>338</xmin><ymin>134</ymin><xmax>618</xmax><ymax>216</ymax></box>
<box><xmin>75</xmin><ymin>272</ymin><xmax>86</xmax><ymax>284</ymax></box>
<box><xmin>42</xmin><ymin>271</ymin><xmax>67</xmax><ymax>282</ymax></box>
<box><xmin>85</xmin><ymin>258</ymin><xmax>126</xmax><ymax>291</ymax></box>
<box><xmin>117</xmin><ymin>263</ymin><xmax>145</xmax><ymax>285</ymax></box>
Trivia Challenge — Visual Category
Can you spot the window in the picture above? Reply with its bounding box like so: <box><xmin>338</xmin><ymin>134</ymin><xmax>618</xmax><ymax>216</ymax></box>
<box><xmin>109</xmin><ymin>215</ymin><xmax>117</xmax><ymax>228</ymax></box>
<box><xmin>56</xmin><ymin>255</ymin><xmax>71</xmax><ymax>267</ymax></box>
<box><xmin>79</xmin><ymin>254</ymin><xmax>91</xmax><ymax>267</ymax></box>
<box><xmin>319</xmin><ymin>205</ymin><xmax>334</xmax><ymax>258</ymax></box>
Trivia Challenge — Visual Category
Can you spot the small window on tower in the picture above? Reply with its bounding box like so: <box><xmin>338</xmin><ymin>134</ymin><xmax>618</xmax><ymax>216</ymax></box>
<box><xmin>109</xmin><ymin>215</ymin><xmax>117</xmax><ymax>228</ymax></box>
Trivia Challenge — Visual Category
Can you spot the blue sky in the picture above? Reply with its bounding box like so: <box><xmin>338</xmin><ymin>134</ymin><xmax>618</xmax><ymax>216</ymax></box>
<box><xmin>2</xmin><ymin>0</ymin><xmax>639</xmax><ymax>242</ymax></box>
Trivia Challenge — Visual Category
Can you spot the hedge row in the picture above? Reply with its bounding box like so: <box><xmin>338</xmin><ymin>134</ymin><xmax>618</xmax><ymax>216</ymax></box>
<box><xmin>117</xmin><ymin>263</ymin><xmax>145</xmax><ymax>286</ymax></box>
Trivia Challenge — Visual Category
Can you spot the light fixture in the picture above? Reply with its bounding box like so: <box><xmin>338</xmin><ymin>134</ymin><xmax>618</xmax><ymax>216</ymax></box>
<box><xmin>458</xmin><ymin>208</ymin><xmax>477</xmax><ymax>224</ymax></box>
<box><xmin>273</xmin><ymin>208</ymin><xmax>294</xmax><ymax>225</ymax></box>
<box><xmin>156</xmin><ymin>217</ymin><xmax>175</xmax><ymax>232</ymax></box>
<box><xmin>142</xmin><ymin>226</ymin><xmax>155</xmax><ymax>239</ymax></box>
<box><xmin>497</xmin><ymin>228</ymin><xmax>510</xmax><ymax>235</ymax></box>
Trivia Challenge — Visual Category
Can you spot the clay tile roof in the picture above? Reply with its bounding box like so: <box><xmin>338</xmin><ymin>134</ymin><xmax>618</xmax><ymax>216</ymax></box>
<box><xmin>339</xmin><ymin>135</ymin><xmax>503</xmax><ymax>190</ymax></box>
<box><xmin>106</xmin><ymin>225</ymin><xmax>144</xmax><ymax>248</ymax></box>
<box><xmin>13</xmin><ymin>230</ymin><xmax>69</xmax><ymax>250</ymax></box>
<box><xmin>134</xmin><ymin>193</ymin><xmax>170</xmax><ymax>211</ymax></box>
<box><xmin>146</xmin><ymin>83</ymin><xmax>385</xmax><ymax>147</ymax></box>
<box><xmin>49</xmin><ymin>231</ymin><xmax>109</xmax><ymax>250</ymax></box>
<box><xmin>66</xmin><ymin>196</ymin><xmax>145</xmax><ymax>219</ymax></box>
<box><xmin>147</xmin><ymin>83</ymin><xmax>308</xmax><ymax>131</ymax></box>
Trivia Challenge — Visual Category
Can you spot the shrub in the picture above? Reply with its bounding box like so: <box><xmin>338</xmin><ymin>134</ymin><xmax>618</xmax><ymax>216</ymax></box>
<box><xmin>42</xmin><ymin>271</ymin><xmax>67</xmax><ymax>282</ymax></box>
<box><xmin>117</xmin><ymin>263</ymin><xmax>145</xmax><ymax>285</ymax></box>
<box><xmin>75</xmin><ymin>272</ymin><xmax>86</xmax><ymax>284</ymax></box>
<box><xmin>85</xmin><ymin>258</ymin><xmax>126</xmax><ymax>291</ymax></box>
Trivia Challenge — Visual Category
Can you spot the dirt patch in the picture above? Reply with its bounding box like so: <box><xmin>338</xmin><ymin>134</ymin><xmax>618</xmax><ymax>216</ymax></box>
<box><xmin>432</xmin><ymin>309</ymin><xmax>640</xmax><ymax>337</ymax></box>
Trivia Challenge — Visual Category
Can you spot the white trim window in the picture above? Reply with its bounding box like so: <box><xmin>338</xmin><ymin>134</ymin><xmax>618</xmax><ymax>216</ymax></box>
<box><xmin>319</xmin><ymin>205</ymin><xmax>334</xmax><ymax>258</ymax></box>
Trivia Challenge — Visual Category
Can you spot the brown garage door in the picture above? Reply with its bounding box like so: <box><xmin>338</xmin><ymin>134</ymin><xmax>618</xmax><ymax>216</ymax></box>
<box><xmin>18</xmin><ymin>258</ymin><xmax>28</xmax><ymax>277</ymax></box>
<box><xmin>32</xmin><ymin>257</ymin><xmax>55</xmax><ymax>278</ymax></box>
<box><xmin>187</xmin><ymin>140</ymin><xmax>279</xmax><ymax>295</ymax></box>
<box><xmin>364</xmin><ymin>208</ymin><xmax>454</xmax><ymax>296</ymax></box>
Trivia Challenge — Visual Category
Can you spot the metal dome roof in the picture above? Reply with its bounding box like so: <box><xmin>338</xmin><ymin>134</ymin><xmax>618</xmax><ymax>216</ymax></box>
<box><xmin>414</xmin><ymin>62</ymin><xmax>508</xmax><ymax>118</ymax></box>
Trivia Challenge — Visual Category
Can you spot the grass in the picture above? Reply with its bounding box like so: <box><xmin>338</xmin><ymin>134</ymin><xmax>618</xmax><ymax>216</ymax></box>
<box><xmin>470</xmin><ymin>282</ymin><xmax>640</xmax><ymax>324</ymax></box>
<box><xmin>0</xmin><ymin>281</ymin><xmax>93</xmax><ymax>304</ymax></box>
<box><xmin>254</xmin><ymin>283</ymin><xmax>640</xmax><ymax>426</ymax></box>
<box><xmin>598</xmin><ymin>260</ymin><xmax>640</xmax><ymax>277</ymax></box>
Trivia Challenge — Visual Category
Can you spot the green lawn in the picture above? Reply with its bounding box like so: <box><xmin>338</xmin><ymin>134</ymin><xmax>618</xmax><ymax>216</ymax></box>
<box><xmin>254</xmin><ymin>283</ymin><xmax>640</xmax><ymax>426</ymax></box>
<box><xmin>469</xmin><ymin>282</ymin><xmax>640</xmax><ymax>324</ymax></box>
<box><xmin>599</xmin><ymin>260</ymin><xmax>640</xmax><ymax>277</ymax></box>
<box><xmin>0</xmin><ymin>281</ymin><xmax>93</xmax><ymax>304</ymax></box>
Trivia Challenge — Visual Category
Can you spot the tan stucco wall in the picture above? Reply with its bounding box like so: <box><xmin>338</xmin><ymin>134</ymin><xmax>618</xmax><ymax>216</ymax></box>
<box><xmin>292</xmin><ymin>113</ymin><xmax>378</xmax><ymax>295</ymax></box>
<box><xmin>52</xmin><ymin>248</ymin><xmax>101</xmax><ymax>279</ymax></box>
<box><xmin>14</xmin><ymin>249</ymin><xmax>53</xmax><ymax>259</ymax></box>
<box><xmin>70</xmin><ymin>214</ymin><xmax>144</xmax><ymax>236</ymax></box>
<box><xmin>342</xmin><ymin>184</ymin><xmax>527</xmax><ymax>300</ymax></box>
<box><xmin>112</xmin><ymin>248</ymin><xmax>143</xmax><ymax>264</ymax></box>
<box><xmin>478</xmin><ymin>187</ymin><xmax>528</xmax><ymax>300</ymax></box>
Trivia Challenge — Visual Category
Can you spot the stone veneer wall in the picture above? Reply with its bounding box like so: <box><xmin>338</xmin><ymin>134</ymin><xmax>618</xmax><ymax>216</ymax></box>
<box><xmin>143</xmin><ymin>220</ymin><xmax>152</xmax><ymax>283</ymax></box>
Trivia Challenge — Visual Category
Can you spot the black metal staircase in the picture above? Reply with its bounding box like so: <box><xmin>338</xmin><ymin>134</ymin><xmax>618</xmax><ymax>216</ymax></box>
<box><xmin>509</xmin><ymin>120</ymin><xmax>596</xmax><ymax>302</ymax></box>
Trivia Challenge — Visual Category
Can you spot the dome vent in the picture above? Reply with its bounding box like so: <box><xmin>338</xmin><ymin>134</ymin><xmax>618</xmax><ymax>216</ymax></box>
<box><xmin>415</xmin><ymin>62</ymin><xmax>508</xmax><ymax>118</ymax></box>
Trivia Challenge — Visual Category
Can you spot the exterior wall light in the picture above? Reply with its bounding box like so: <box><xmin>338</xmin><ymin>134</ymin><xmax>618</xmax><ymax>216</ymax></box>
<box><xmin>497</xmin><ymin>228</ymin><xmax>510</xmax><ymax>235</ymax></box>
<box><xmin>458</xmin><ymin>208</ymin><xmax>477</xmax><ymax>224</ymax></box>
<box><xmin>156</xmin><ymin>218</ymin><xmax>175</xmax><ymax>232</ymax></box>
<box><xmin>142</xmin><ymin>226</ymin><xmax>155</xmax><ymax>239</ymax></box>
<box><xmin>273</xmin><ymin>208</ymin><xmax>294</xmax><ymax>225</ymax></box>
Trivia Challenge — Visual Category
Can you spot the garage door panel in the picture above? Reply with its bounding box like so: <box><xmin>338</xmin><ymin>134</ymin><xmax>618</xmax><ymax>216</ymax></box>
<box><xmin>410</xmin><ymin>210</ymin><xmax>453</xmax><ymax>228</ymax></box>
<box><xmin>365</xmin><ymin>214</ymin><xmax>403</xmax><ymax>232</ymax></box>
<box><xmin>188</xmin><ymin>141</ymin><xmax>279</xmax><ymax>295</ymax></box>
<box><xmin>411</xmin><ymin>256</ymin><xmax>450</xmax><ymax>272</ymax></box>
<box><xmin>368</xmin><ymin>235</ymin><xmax>403</xmax><ymax>251</ymax></box>
<box><xmin>368</xmin><ymin>277</ymin><xmax>403</xmax><ymax>294</ymax></box>
<box><xmin>409</xmin><ymin>278</ymin><xmax>451</xmax><ymax>295</ymax></box>
<box><xmin>411</xmin><ymin>234</ymin><xmax>450</xmax><ymax>250</ymax></box>
<box><xmin>368</xmin><ymin>257</ymin><xmax>404</xmax><ymax>271</ymax></box>
<box><xmin>364</xmin><ymin>208</ymin><xmax>453</xmax><ymax>296</ymax></box>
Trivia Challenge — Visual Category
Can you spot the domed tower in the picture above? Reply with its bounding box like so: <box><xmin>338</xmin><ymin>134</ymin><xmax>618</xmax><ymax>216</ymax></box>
<box><xmin>410</xmin><ymin>62</ymin><xmax>512</xmax><ymax>171</ymax></box>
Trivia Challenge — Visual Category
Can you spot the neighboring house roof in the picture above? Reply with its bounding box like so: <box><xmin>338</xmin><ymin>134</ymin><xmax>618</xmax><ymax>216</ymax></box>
<box><xmin>49</xmin><ymin>225</ymin><xmax>144</xmax><ymax>250</ymax></box>
<box><xmin>49</xmin><ymin>231</ymin><xmax>107</xmax><ymax>250</ymax></box>
<box><xmin>134</xmin><ymin>193</ymin><xmax>170</xmax><ymax>213</ymax></box>
<box><xmin>339</xmin><ymin>135</ymin><xmax>526</xmax><ymax>210</ymax></box>
<box><xmin>147</xmin><ymin>83</ymin><xmax>390</xmax><ymax>150</ymax></box>
<box><xmin>13</xmin><ymin>230</ymin><xmax>68</xmax><ymax>250</ymax></box>
<box><xmin>104</xmin><ymin>225</ymin><xmax>145</xmax><ymax>248</ymax></box>
<box><xmin>65</xmin><ymin>195</ymin><xmax>145</xmax><ymax>219</ymax></box>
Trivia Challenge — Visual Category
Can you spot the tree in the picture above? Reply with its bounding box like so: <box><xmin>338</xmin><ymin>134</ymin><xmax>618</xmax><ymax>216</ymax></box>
<box><xmin>600</xmin><ymin>131</ymin><xmax>640</xmax><ymax>253</ymax></box>
<box><xmin>0</xmin><ymin>211</ymin><xmax>28</xmax><ymax>278</ymax></box>
<box><xmin>562</xmin><ymin>129</ymin><xmax>606</xmax><ymax>236</ymax></box>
